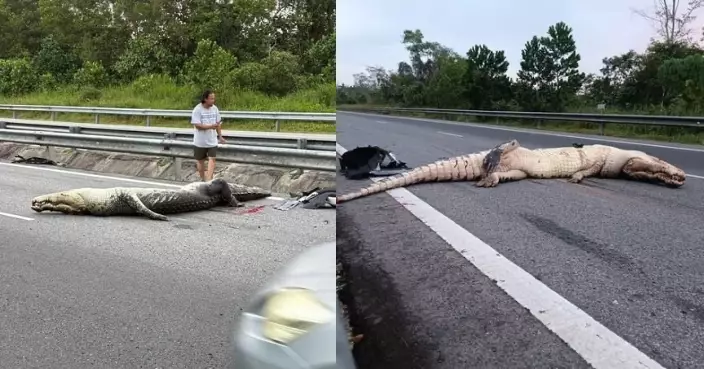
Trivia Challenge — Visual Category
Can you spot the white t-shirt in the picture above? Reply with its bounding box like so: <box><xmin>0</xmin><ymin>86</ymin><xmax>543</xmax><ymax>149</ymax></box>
<box><xmin>190</xmin><ymin>103</ymin><xmax>221</xmax><ymax>147</ymax></box>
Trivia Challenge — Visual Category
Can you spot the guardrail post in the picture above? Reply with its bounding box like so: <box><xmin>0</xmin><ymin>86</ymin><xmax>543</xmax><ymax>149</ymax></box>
<box><xmin>537</xmin><ymin>120</ymin><xmax>542</xmax><ymax>129</ymax></box>
<box><xmin>146</xmin><ymin>116</ymin><xmax>151</xmax><ymax>127</ymax></box>
<box><xmin>44</xmin><ymin>145</ymin><xmax>55</xmax><ymax>162</ymax></box>
<box><xmin>161</xmin><ymin>132</ymin><xmax>181</xmax><ymax>180</ymax></box>
<box><xmin>12</xmin><ymin>111</ymin><xmax>17</xmax><ymax>119</ymax></box>
<box><xmin>599</xmin><ymin>123</ymin><xmax>605</xmax><ymax>135</ymax></box>
<box><xmin>69</xmin><ymin>126</ymin><xmax>81</xmax><ymax>134</ymax></box>
<box><xmin>95</xmin><ymin>114</ymin><xmax>100</xmax><ymax>124</ymax></box>
<box><xmin>0</xmin><ymin>121</ymin><xmax>5</xmax><ymax>129</ymax></box>
<box><xmin>275</xmin><ymin>120</ymin><xmax>280</xmax><ymax>132</ymax></box>
<box><xmin>172</xmin><ymin>157</ymin><xmax>182</xmax><ymax>181</ymax></box>
<box><xmin>297</xmin><ymin>138</ymin><xmax>308</xmax><ymax>150</ymax></box>
<box><xmin>51</xmin><ymin>112</ymin><xmax>56</xmax><ymax>121</ymax></box>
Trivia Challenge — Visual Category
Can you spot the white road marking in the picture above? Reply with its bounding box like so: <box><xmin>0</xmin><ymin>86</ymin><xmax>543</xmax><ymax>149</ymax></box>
<box><xmin>437</xmin><ymin>131</ymin><xmax>463</xmax><ymax>138</ymax></box>
<box><xmin>0</xmin><ymin>211</ymin><xmax>34</xmax><ymax>221</ymax></box>
<box><xmin>342</xmin><ymin>111</ymin><xmax>704</xmax><ymax>153</ymax></box>
<box><xmin>687</xmin><ymin>174</ymin><xmax>704</xmax><ymax>179</ymax></box>
<box><xmin>0</xmin><ymin>162</ymin><xmax>287</xmax><ymax>199</ymax></box>
<box><xmin>336</xmin><ymin>143</ymin><xmax>666</xmax><ymax>369</ymax></box>
<box><xmin>376</xmin><ymin>120</ymin><xmax>389</xmax><ymax>124</ymax></box>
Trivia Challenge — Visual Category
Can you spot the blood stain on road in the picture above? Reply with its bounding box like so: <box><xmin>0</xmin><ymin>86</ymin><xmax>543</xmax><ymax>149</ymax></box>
<box><xmin>238</xmin><ymin>205</ymin><xmax>266</xmax><ymax>215</ymax></box>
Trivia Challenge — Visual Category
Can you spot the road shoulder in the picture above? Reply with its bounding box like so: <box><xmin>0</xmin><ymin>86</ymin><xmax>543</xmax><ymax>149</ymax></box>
<box><xmin>336</xmin><ymin>177</ymin><xmax>592</xmax><ymax>369</ymax></box>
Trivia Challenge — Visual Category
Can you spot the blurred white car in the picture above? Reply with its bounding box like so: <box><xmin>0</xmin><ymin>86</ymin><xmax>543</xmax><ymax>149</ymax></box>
<box><xmin>225</xmin><ymin>241</ymin><xmax>356</xmax><ymax>369</ymax></box>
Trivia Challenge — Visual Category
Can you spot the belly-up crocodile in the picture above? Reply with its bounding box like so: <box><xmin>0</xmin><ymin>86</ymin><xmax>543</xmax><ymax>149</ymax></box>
<box><xmin>335</xmin><ymin>140</ymin><xmax>686</xmax><ymax>203</ymax></box>
<box><xmin>476</xmin><ymin>140</ymin><xmax>686</xmax><ymax>188</ymax></box>
<box><xmin>30</xmin><ymin>178</ymin><xmax>272</xmax><ymax>221</ymax></box>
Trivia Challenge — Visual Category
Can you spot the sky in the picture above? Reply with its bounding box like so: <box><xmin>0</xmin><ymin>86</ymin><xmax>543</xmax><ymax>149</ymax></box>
<box><xmin>336</xmin><ymin>0</ymin><xmax>682</xmax><ymax>86</ymax></box>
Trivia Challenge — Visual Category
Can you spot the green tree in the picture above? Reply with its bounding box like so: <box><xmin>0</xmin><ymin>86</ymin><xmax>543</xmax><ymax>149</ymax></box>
<box><xmin>33</xmin><ymin>35</ymin><xmax>81</xmax><ymax>84</ymax></box>
<box><xmin>337</xmin><ymin>21</ymin><xmax>704</xmax><ymax>124</ymax></box>
<box><xmin>584</xmin><ymin>50</ymin><xmax>642</xmax><ymax>106</ymax></box>
<box><xmin>113</xmin><ymin>34</ymin><xmax>182</xmax><ymax>83</ymax></box>
<box><xmin>463</xmin><ymin>44</ymin><xmax>512</xmax><ymax>110</ymax></box>
<box><xmin>516</xmin><ymin>22</ymin><xmax>585</xmax><ymax>111</ymax></box>
<box><xmin>658</xmin><ymin>54</ymin><xmax>704</xmax><ymax>111</ymax></box>
<box><xmin>73</xmin><ymin>60</ymin><xmax>109</xmax><ymax>88</ymax></box>
<box><xmin>0</xmin><ymin>58</ymin><xmax>40</xmax><ymax>95</ymax></box>
<box><xmin>0</xmin><ymin>0</ymin><xmax>43</xmax><ymax>58</ymax></box>
<box><xmin>626</xmin><ymin>41</ymin><xmax>703</xmax><ymax>107</ymax></box>
<box><xmin>0</xmin><ymin>0</ymin><xmax>336</xmax><ymax>99</ymax></box>
<box><xmin>424</xmin><ymin>53</ymin><xmax>466</xmax><ymax>108</ymax></box>
<box><xmin>182</xmin><ymin>39</ymin><xmax>238</xmax><ymax>91</ymax></box>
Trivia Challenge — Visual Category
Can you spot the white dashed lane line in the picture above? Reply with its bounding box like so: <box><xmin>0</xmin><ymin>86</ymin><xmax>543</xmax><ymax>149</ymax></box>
<box><xmin>437</xmin><ymin>131</ymin><xmax>463</xmax><ymax>138</ymax></box>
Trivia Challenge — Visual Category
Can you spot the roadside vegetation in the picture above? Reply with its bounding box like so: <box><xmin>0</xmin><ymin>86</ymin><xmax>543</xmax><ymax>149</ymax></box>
<box><xmin>0</xmin><ymin>0</ymin><xmax>335</xmax><ymax>133</ymax></box>
<box><xmin>337</xmin><ymin>2</ymin><xmax>704</xmax><ymax>145</ymax></box>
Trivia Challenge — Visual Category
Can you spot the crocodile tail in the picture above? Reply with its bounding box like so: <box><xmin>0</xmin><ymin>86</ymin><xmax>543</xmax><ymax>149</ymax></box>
<box><xmin>337</xmin><ymin>153</ymin><xmax>484</xmax><ymax>203</ymax></box>
<box><xmin>235</xmin><ymin>191</ymin><xmax>272</xmax><ymax>201</ymax></box>
<box><xmin>228</xmin><ymin>184</ymin><xmax>272</xmax><ymax>201</ymax></box>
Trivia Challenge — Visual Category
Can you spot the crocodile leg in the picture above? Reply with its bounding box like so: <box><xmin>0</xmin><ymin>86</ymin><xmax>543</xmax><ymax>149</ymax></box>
<box><xmin>567</xmin><ymin>163</ymin><xmax>602</xmax><ymax>183</ymax></box>
<box><xmin>54</xmin><ymin>204</ymin><xmax>85</xmax><ymax>215</ymax></box>
<box><xmin>122</xmin><ymin>192</ymin><xmax>169</xmax><ymax>221</ymax></box>
<box><xmin>476</xmin><ymin>170</ymin><xmax>528</xmax><ymax>188</ymax></box>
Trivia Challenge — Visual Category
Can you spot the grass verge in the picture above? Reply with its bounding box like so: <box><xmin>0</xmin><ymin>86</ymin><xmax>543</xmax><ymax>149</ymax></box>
<box><xmin>338</xmin><ymin>104</ymin><xmax>704</xmax><ymax>145</ymax></box>
<box><xmin>0</xmin><ymin>81</ymin><xmax>337</xmax><ymax>134</ymax></box>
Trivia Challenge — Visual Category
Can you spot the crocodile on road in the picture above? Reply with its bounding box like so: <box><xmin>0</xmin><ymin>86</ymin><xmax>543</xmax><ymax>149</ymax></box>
<box><xmin>336</xmin><ymin>140</ymin><xmax>686</xmax><ymax>203</ymax></box>
<box><xmin>30</xmin><ymin>178</ymin><xmax>271</xmax><ymax>221</ymax></box>
<box><xmin>476</xmin><ymin>140</ymin><xmax>686</xmax><ymax>188</ymax></box>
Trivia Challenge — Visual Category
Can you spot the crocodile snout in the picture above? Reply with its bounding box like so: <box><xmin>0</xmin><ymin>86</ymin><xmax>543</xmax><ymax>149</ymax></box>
<box><xmin>622</xmin><ymin>157</ymin><xmax>686</xmax><ymax>188</ymax></box>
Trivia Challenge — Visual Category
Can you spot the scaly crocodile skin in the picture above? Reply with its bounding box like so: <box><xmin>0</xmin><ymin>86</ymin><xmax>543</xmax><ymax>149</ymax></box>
<box><xmin>335</xmin><ymin>140</ymin><xmax>520</xmax><ymax>203</ymax></box>
<box><xmin>476</xmin><ymin>142</ymin><xmax>686</xmax><ymax>188</ymax></box>
<box><xmin>336</xmin><ymin>140</ymin><xmax>686</xmax><ymax>203</ymax></box>
<box><xmin>30</xmin><ymin>178</ymin><xmax>271</xmax><ymax>221</ymax></box>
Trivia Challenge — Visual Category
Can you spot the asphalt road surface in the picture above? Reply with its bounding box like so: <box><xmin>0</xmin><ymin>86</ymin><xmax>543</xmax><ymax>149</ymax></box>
<box><xmin>336</xmin><ymin>111</ymin><xmax>704</xmax><ymax>369</ymax></box>
<box><xmin>0</xmin><ymin>162</ymin><xmax>335</xmax><ymax>368</ymax></box>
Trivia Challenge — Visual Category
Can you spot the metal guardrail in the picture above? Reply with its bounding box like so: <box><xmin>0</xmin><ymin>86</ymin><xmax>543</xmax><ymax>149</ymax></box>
<box><xmin>0</xmin><ymin>104</ymin><xmax>336</xmax><ymax>131</ymax></box>
<box><xmin>349</xmin><ymin>107</ymin><xmax>704</xmax><ymax>135</ymax></box>
<box><xmin>0</xmin><ymin>118</ymin><xmax>335</xmax><ymax>151</ymax></box>
<box><xmin>0</xmin><ymin>129</ymin><xmax>336</xmax><ymax>172</ymax></box>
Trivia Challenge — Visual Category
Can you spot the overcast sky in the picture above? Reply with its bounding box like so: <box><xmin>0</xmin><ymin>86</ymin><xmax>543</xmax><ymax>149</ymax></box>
<box><xmin>337</xmin><ymin>0</ymin><xmax>691</xmax><ymax>85</ymax></box>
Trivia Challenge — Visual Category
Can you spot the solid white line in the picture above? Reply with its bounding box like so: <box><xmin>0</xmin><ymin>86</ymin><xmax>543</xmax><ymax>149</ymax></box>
<box><xmin>437</xmin><ymin>131</ymin><xmax>463</xmax><ymax>138</ymax></box>
<box><xmin>0</xmin><ymin>211</ymin><xmax>34</xmax><ymax>221</ymax></box>
<box><xmin>336</xmin><ymin>143</ymin><xmax>666</xmax><ymax>369</ymax></box>
<box><xmin>687</xmin><ymin>174</ymin><xmax>704</xmax><ymax>179</ymax></box>
<box><xmin>342</xmin><ymin>111</ymin><xmax>704</xmax><ymax>153</ymax></box>
<box><xmin>376</xmin><ymin>120</ymin><xmax>389</xmax><ymax>124</ymax></box>
<box><xmin>0</xmin><ymin>162</ymin><xmax>288</xmax><ymax>199</ymax></box>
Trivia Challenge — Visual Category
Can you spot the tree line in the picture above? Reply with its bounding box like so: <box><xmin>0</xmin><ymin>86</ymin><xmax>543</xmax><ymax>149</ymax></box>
<box><xmin>337</xmin><ymin>3</ymin><xmax>704</xmax><ymax>116</ymax></box>
<box><xmin>0</xmin><ymin>0</ymin><xmax>335</xmax><ymax>99</ymax></box>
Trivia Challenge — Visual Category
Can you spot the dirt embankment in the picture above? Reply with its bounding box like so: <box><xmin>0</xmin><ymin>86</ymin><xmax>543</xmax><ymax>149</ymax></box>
<box><xmin>0</xmin><ymin>143</ymin><xmax>335</xmax><ymax>195</ymax></box>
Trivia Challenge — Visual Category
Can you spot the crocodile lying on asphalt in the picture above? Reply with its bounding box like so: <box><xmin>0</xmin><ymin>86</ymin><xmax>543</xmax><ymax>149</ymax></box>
<box><xmin>335</xmin><ymin>140</ymin><xmax>686</xmax><ymax>203</ymax></box>
<box><xmin>30</xmin><ymin>178</ymin><xmax>272</xmax><ymax>221</ymax></box>
<box><xmin>476</xmin><ymin>140</ymin><xmax>686</xmax><ymax>188</ymax></box>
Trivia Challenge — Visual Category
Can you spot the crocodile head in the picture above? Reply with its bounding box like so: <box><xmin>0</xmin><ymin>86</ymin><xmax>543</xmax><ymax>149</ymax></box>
<box><xmin>621</xmin><ymin>155</ymin><xmax>686</xmax><ymax>188</ymax></box>
<box><xmin>31</xmin><ymin>190</ymin><xmax>88</xmax><ymax>214</ymax></box>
